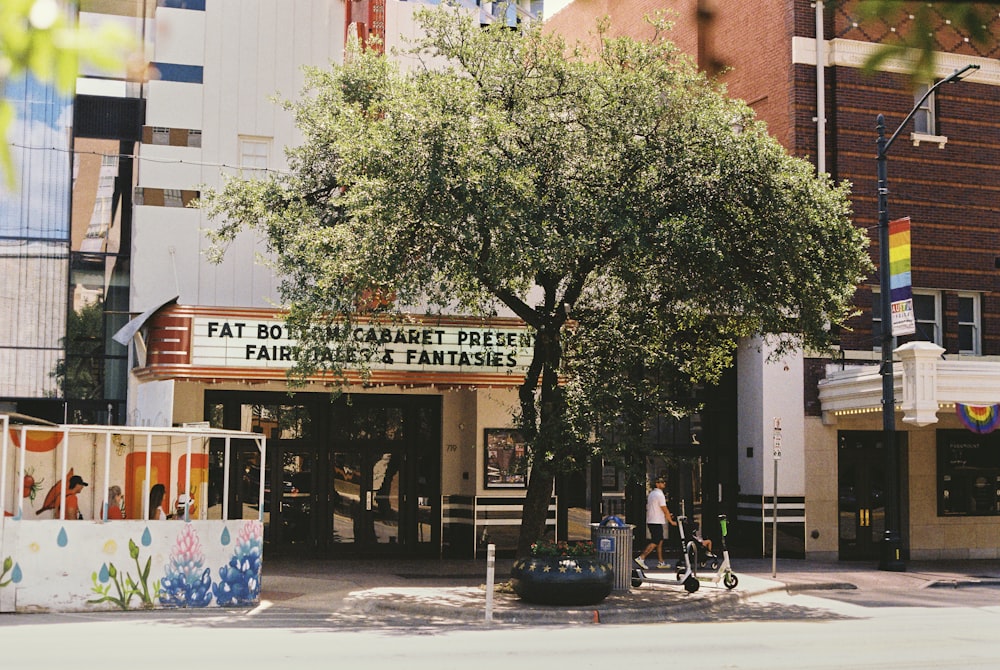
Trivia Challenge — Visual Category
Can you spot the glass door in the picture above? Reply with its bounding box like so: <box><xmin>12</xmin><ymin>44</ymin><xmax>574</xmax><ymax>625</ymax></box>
<box><xmin>328</xmin><ymin>395</ymin><xmax>440</xmax><ymax>555</ymax></box>
<box><xmin>274</xmin><ymin>444</ymin><xmax>318</xmax><ymax>548</ymax></box>
<box><xmin>207</xmin><ymin>391</ymin><xmax>440</xmax><ymax>556</ymax></box>
<box><xmin>838</xmin><ymin>432</ymin><xmax>886</xmax><ymax>560</ymax></box>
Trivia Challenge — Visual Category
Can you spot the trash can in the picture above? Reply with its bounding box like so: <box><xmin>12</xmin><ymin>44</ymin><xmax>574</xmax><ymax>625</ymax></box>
<box><xmin>592</xmin><ymin>516</ymin><xmax>635</xmax><ymax>592</ymax></box>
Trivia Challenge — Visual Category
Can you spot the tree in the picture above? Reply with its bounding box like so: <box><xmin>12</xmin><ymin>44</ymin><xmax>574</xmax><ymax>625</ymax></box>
<box><xmin>202</xmin><ymin>4</ymin><xmax>871</xmax><ymax>557</ymax></box>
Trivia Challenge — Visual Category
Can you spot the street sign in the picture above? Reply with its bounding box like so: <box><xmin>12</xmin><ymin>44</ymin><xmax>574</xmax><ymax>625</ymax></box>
<box><xmin>772</xmin><ymin>417</ymin><xmax>782</xmax><ymax>460</ymax></box>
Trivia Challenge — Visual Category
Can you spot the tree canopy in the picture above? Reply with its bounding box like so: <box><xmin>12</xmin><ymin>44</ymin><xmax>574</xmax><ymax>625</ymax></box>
<box><xmin>202</xmin><ymin>5</ymin><xmax>871</xmax><ymax>556</ymax></box>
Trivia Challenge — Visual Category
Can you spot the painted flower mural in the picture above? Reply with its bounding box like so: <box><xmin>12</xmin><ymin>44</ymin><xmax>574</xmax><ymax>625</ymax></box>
<box><xmin>214</xmin><ymin>521</ymin><xmax>262</xmax><ymax>606</ymax></box>
<box><xmin>159</xmin><ymin>524</ymin><xmax>213</xmax><ymax>607</ymax></box>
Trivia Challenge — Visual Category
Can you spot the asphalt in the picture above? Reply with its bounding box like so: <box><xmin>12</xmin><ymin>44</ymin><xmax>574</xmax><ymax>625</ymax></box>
<box><xmin>258</xmin><ymin>554</ymin><xmax>1000</xmax><ymax>625</ymax></box>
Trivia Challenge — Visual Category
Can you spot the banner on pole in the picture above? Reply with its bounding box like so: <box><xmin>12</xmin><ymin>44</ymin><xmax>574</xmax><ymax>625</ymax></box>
<box><xmin>889</xmin><ymin>217</ymin><xmax>916</xmax><ymax>336</ymax></box>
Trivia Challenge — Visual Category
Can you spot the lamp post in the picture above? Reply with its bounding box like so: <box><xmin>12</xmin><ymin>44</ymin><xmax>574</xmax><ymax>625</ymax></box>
<box><xmin>875</xmin><ymin>63</ymin><xmax>979</xmax><ymax>572</ymax></box>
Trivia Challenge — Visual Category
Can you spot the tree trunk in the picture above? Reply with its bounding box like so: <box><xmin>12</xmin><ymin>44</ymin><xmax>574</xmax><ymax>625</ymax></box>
<box><xmin>516</xmin><ymin>466</ymin><xmax>555</xmax><ymax>558</ymax></box>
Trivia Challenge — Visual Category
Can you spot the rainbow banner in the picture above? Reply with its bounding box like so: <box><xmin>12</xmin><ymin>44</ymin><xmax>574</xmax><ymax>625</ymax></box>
<box><xmin>889</xmin><ymin>217</ymin><xmax>915</xmax><ymax>336</ymax></box>
<box><xmin>956</xmin><ymin>403</ymin><xmax>1000</xmax><ymax>434</ymax></box>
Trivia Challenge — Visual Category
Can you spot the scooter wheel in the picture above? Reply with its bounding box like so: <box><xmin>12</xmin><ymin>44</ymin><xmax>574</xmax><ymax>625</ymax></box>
<box><xmin>708</xmin><ymin>558</ymin><xmax>720</xmax><ymax>571</ymax></box>
<box><xmin>675</xmin><ymin>568</ymin><xmax>685</xmax><ymax>581</ymax></box>
<box><xmin>632</xmin><ymin>576</ymin><xmax>644</xmax><ymax>588</ymax></box>
<box><xmin>683</xmin><ymin>575</ymin><xmax>700</xmax><ymax>593</ymax></box>
<box><xmin>723</xmin><ymin>573</ymin><xmax>738</xmax><ymax>590</ymax></box>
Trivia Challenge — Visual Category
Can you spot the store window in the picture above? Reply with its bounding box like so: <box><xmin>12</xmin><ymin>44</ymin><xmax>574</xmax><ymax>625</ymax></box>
<box><xmin>938</xmin><ymin>430</ymin><xmax>1000</xmax><ymax>516</ymax></box>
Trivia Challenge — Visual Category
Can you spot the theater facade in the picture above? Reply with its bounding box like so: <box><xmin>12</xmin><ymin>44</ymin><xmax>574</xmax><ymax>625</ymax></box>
<box><xmin>120</xmin><ymin>303</ymin><xmax>556</xmax><ymax>558</ymax></box>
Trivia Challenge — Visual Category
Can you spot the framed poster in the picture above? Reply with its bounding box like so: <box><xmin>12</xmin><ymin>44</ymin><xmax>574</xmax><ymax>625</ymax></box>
<box><xmin>484</xmin><ymin>428</ymin><xmax>528</xmax><ymax>488</ymax></box>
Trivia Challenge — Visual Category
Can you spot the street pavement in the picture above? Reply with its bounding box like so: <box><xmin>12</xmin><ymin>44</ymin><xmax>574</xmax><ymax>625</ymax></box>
<box><xmin>257</xmin><ymin>554</ymin><xmax>1000</xmax><ymax>625</ymax></box>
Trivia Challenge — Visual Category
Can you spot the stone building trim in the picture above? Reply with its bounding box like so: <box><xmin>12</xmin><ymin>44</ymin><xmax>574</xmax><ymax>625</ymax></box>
<box><xmin>791</xmin><ymin>37</ymin><xmax>1000</xmax><ymax>86</ymax></box>
<box><xmin>819</xmin><ymin>341</ymin><xmax>1000</xmax><ymax>425</ymax></box>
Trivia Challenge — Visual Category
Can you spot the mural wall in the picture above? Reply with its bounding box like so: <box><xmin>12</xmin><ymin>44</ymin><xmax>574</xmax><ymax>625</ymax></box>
<box><xmin>0</xmin><ymin>519</ymin><xmax>262</xmax><ymax>612</ymax></box>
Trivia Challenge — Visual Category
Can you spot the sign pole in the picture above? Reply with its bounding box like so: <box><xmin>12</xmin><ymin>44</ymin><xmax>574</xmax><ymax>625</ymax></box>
<box><xmin>772</xmin><ymin>418</ymin><xmax>781</xmax><ymax>578</ymax></box>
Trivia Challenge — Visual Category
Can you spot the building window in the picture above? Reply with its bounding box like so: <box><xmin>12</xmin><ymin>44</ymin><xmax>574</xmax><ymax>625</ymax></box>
<box><xmin>163</xmin><ymin>189</ymin><xmax>184</xmax><ymax>207</ymax></box>
<box><xmin>239</xmin><ymin>137</ymin><xmax>270</xmax><ymax>173</ymax></box>
<box><xmin>872</xmin><ymin>289</ymin><xmax>941</xmax><ymax>349</ymax></box>
<box><xmin>912</xmin><ymin>83</ymin><xmax>936</xmax><ymax>135</ymax></box>
<box><xmin>152</xmin><ymin>127</ymin><xmax>171</xmax><ymax>145</ymax></box>
<box><xmin>958</xmin><ymin>293</ymin><xmax>981</xmax><ymax>355</ymax></box>
<box><xmin>187</xmin><ymin>129</ymin><xmax>202</xmax><ymax>147</ymax></box>
<box><xmin>939</xmin><ymin>430</ymin><xmax>1000</xmax><ymax>516</ymax></box>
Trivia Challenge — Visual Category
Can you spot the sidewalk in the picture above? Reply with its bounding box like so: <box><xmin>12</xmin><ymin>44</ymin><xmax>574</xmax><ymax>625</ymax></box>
<box><xmin>259</xmin><ymin>555</ymin><xmax>1000</xmax><ymax>625</ymax></box>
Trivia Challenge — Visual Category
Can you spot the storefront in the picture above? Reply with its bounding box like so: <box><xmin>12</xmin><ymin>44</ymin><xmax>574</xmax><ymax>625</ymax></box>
<box><xmin>816</xmin><ymin>341</ymin><xmax>1000</xmax><ymax>561</ymax></box>
<box><xmin>119</xmin><ymin>304</ymin><xmax>554</xmax><ymax>558</ymax></box>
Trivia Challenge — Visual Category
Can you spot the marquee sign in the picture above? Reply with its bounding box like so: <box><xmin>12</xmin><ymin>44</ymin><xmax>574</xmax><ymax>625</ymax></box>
<box><xmin>191</xmin><ymin>316</ymin><xmax>535</xmax><ymax>374</ymax></box>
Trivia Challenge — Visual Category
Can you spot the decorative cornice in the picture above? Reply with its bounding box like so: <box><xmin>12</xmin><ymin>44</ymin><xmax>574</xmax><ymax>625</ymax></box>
<box><xmin>792</xmin><ymin>37</ymin><xmax>1000</xmax><ymax>86</ymax></box>
<box><xmin>819</xmin><ymin>348</ymin><xmax>1000</xmax><ymax>425</ymax></box>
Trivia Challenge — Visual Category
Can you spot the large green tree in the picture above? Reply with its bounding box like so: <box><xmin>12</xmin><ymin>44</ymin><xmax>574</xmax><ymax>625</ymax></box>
<box><xmin>202</xmin><ymin>5</ymin><xmax>871</xmax><ymax>557</ymax></box>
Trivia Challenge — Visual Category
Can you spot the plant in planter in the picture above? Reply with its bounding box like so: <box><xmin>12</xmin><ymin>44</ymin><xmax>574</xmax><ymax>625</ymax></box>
<box><xmin>510</xmin><ymin>539</ymin><xmax>613</xmax><ymax>606</ymax></box>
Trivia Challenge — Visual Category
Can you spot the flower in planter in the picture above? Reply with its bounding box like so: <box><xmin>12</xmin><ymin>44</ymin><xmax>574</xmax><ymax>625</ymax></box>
<box><xmin>530</xmin><ymin>539</ymin><xmax>596</xmax><ymax>557</ymax></box>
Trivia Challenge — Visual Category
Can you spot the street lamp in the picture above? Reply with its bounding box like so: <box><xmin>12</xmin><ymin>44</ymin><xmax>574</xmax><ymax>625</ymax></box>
<box><xmin>876</xmin><ymin>63</ymin><xmax>979</xmax><ymax>572</ymax></box>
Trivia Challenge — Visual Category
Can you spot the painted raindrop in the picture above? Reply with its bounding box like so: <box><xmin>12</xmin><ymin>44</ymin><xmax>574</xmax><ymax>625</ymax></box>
<box><xmin>11</xmin><ymin>563</ymin><xmax>22</xmax><ymax>583</ymax></box>
<box><xmin>220</xmin><ymin>526</ymin><xmax>231</xmax><ymax>546</ymax></box>
<box><xmin>99</xmin><ymin>563</ymin><xmax>110</xmax><ymax>583</ymax></box>
<box><xmin>141</xmin><ymin>527</ymin><xmax>152</xmax><ymax>546</ymax></box>
<box><xmin>57</xmin><ymin>527</ymin><xmax>68</xmax><ymax>547</ymax></box>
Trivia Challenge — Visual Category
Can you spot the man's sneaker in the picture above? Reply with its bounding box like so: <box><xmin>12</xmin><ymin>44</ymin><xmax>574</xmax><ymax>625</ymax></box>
<box><xmin>656</xmin><ymin>562</ymin><xmax>670</xmax><ymax>569</ymax></box>
<box><xmin>633</xmin><ymin>556</ymin><xmax>646</xmax><ymax>568</ymax></box>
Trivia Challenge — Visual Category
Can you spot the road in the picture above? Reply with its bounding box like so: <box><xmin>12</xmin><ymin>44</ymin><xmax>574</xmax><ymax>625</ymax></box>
<box><xmin>2</xmin><ymin>585</ymin><xmax>1000</xmax><ymax>669</ymax></box>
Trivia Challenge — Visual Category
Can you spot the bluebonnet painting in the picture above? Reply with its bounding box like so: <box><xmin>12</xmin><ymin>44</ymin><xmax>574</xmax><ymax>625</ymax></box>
<box><xmin>159</xmin><ymin>524</ymin><xmax>213</xmax><ymax>607</ymax></box>
<box><xmin>214</xmin><ymin>521</ymin><xmax>262</xmax><ymax>606</ymax></box>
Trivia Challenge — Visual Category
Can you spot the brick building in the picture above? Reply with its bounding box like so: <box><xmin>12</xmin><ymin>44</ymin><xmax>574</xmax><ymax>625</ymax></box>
<box><xmin>546</xmin><ymin>1</ymin><xmax>1000</xmax><ymax>560</ymax></box>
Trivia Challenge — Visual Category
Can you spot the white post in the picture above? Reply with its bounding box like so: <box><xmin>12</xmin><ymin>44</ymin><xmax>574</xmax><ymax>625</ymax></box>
<box><xmin>103</xmin><ymin>432</ymin><xmax>112</xmax><ymax>521</ymax></box>
<box><xmin>185</xmin><ymin>435</ymin><xmax>193</xmax><ymax>521</ymax></box>
<box><xmin>222</xmin><ymin>436</ymin><xmax>231</xmax><ymax>520</ymax></box>
<box><xmin>485</xmin><ymin>543</ymin><xmax>496</xmax><ymax>623</ymax></box>
<box><xmin>143</xmin><ymin>433</ymin><xmax>153</xmax><ymax>520</ymax></box>
<box><xmin>772</xmin><ymin>418</ymin><xmax>782</xmax><ymax>578</ymax></box>
<box><xmin>16</xmin><ymin>427</ymin><xmax>27</xmax><ymax>518</ymax></box>
<box><xmin>0</xmin><ymin>416</ymin><xmax>8</xmax><ymax>518</ymax></box>
<box><xmin>59</xmin><ymin>427</ymin><xmax>69</xmax><ymax>520</ymax></box>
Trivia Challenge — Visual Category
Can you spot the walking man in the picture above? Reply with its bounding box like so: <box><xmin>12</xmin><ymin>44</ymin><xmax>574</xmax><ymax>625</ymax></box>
<box><xmin>635</xmin><ymin>476</ymin><xmax>677</xmax><ymax>568</ymax></box>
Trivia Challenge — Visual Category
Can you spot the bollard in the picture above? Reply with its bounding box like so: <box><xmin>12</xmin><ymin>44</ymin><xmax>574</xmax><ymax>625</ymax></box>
<box><xmin>485</xmin><ymin>543</ymin><xmax>495</xmax><ymax>623</ymax></box>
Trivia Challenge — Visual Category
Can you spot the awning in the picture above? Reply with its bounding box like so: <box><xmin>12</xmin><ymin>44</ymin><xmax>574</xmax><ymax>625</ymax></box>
<box><xmin>112</xmin><ymin>295</ymin><xmax>179</xmax><ymax>346</ymax></box>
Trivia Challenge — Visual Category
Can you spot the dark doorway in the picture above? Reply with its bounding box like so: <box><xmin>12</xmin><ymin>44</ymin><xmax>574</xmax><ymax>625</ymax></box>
<box><xmin>838</xmin><ymin>431</ymin><xmax>887</xmax><ymax>560</ymax></box>
<box><xmin>206</xmin><ymin>392</ymin><xmax>440</xmax><ymax>557</ymax></box>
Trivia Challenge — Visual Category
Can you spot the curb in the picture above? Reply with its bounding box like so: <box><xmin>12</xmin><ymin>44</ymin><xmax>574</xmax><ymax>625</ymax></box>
<box><xmin>361</xmin><ymin>577</ymin><xmax>853</xmax><ymax>625</ymax></box>
<box><xmin>925</xmin><ymin>577</ymin><xmax>1000</xmax><ymax>589</ymax></box>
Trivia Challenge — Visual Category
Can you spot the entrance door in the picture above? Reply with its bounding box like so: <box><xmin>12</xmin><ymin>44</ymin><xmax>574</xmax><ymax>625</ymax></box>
<box><xmin>838</xmin><ymin>432</ymin><xmax>886</xmax><ymax>560</ymax></box>
<box><xmin>328</xmin><ymin>396</ymin><xmax>440</xmax><ymax>555</ymax></box>
<box><xmin>207</xmin><ymin>392</ymin><xmax>439</xmax><ymax>556</ymax></box>
<box><xmin>331</xmin><ymin>446</ymin><xmax>404</xmax><ymax>548</ymax></box>
<box><xmin>272</xmin><ymin>442</ymin><xmax>319</xmax><ymax>548</ymax></box>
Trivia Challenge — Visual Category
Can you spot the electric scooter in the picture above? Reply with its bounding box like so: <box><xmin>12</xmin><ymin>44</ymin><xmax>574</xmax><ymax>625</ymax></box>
<box><xmin>631</xmin><ymin>514</ymin><xmax>700</xmax><ymax>593</ymax></box>
<box><xmin>687</xmin><ymin>514</ymin><xmax>739</xmax><ymax>590</ymax></box>
<box><xmin>710</xmin><ymin>514</ymin><xmax>739</xmax><ymax>589</ymax></box>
